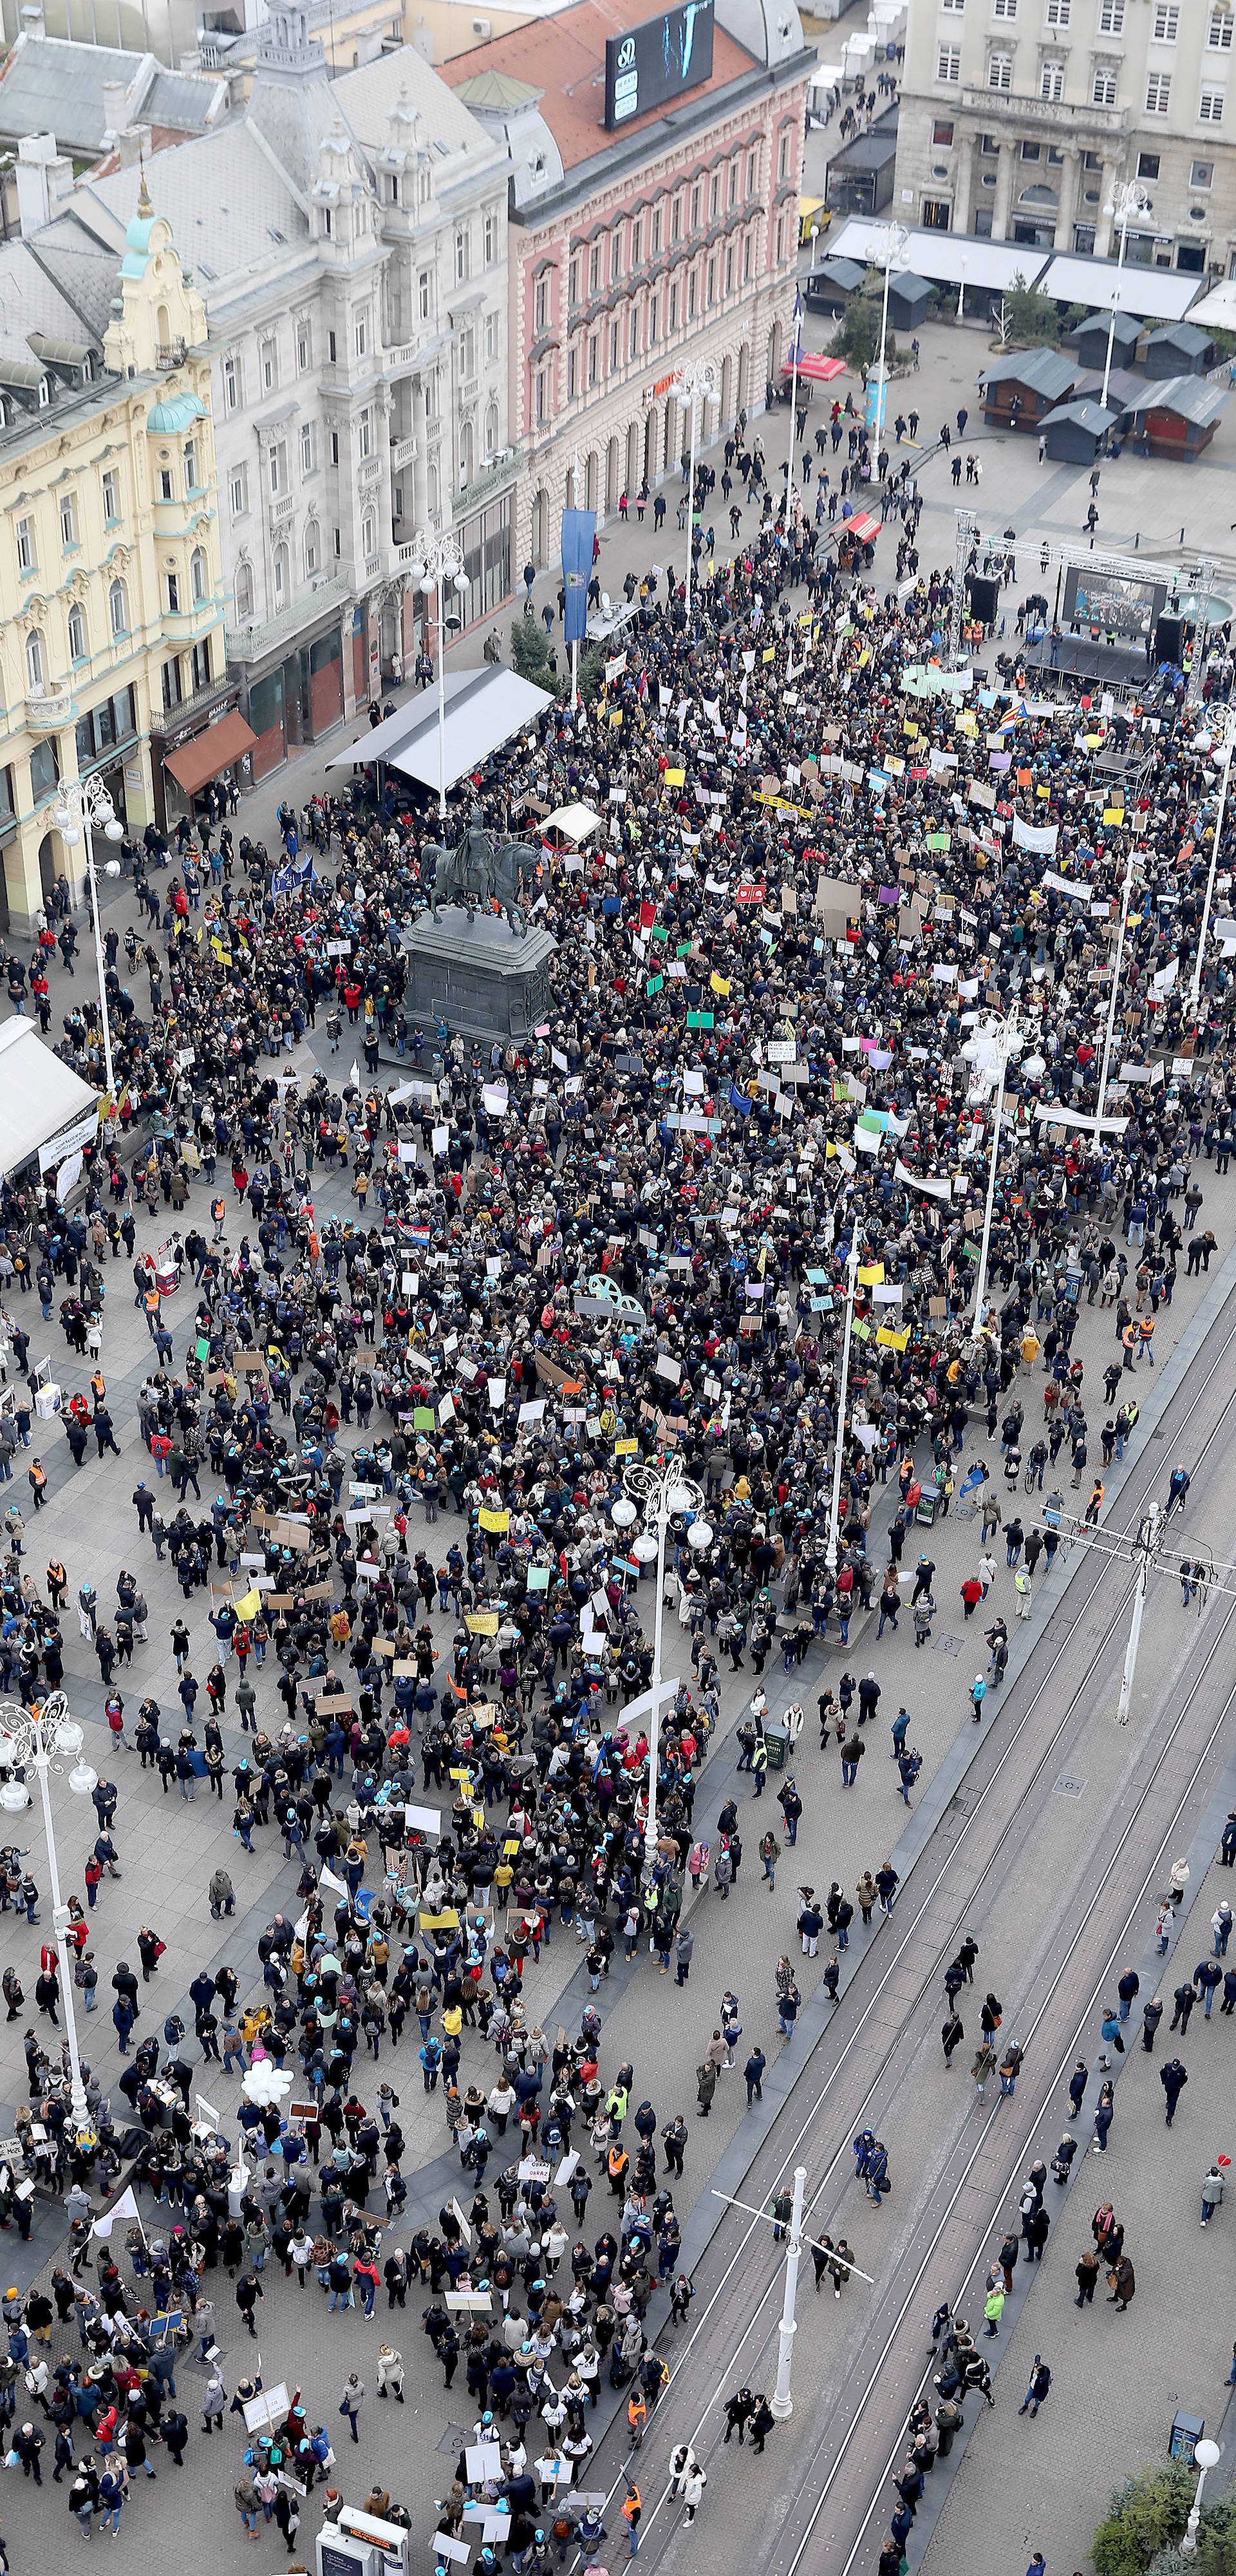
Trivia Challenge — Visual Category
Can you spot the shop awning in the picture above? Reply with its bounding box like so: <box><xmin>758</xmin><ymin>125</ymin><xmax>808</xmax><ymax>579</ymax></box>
<box><xmin>163</xmin><ymin>709</ymin><xmax>257</xmax><ymax>797</ymax></box>
<box><xmin>0</xmin><ymin>1020</ymin><xmax>100</xmax><ymax>1182</ymax></box>
<box><xmin>845</xmin><ymin>511</ymin><xmax>881</xmax><ymax>542</ymax></box>
<box><xmin>825</xmin><ymin>219</ymin><xmax>1049</xmax><ymax>294</ymax></box>
<box><xmin>326</xmin><ymin>667</ymin><xmax>554</xmax><ymax>793</ymax></box>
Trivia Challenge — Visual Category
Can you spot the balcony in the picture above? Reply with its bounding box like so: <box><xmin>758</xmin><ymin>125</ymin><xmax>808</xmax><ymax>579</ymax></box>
<box><xmin>157</xmin><ymin>340</ymin><xmax>188</xmax><ymax>370</ymax></box>
<box><xmin>391</xmin><ymin>433</ymin><xmax>418</xmax><ymax>470</ymax></box>
<box><xmin>26</xmin><ymin>691</ymin><xmax>75</xmax><ymax>732</ymax></box>
<box><xmin>383</xmin><ymin>341</ymin><xmax>419</xmax><ymax>377</ymax></box>
<box><xmin>456</xmin><ymin>446</ymin><xmax>522</xmax><ymax>511</ymax></box>
<box><xmin>269</xmin><ymin>494</ymin><xmax>294</xmax><ymax>526</ymax></box>
<box><xmin>225</xmin><ymin>569</ymin><xmax>352</xmax><ymax>668</ymax></box>
<box><xmin>960</xmin><ymin>84</ymin><xmax>1130</xmax><ymax>141</ymax></box>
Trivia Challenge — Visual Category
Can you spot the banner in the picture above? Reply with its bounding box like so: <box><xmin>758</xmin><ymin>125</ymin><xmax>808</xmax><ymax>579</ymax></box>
<box><xmin>561</xmin><ymin>508</ymin><xmax>595</xmax><ymax>645</ymax></box>
<box><xmin>1011</xmin><ymin>813</ymin><xmax>1058</xmax><ymax>857</ymax></box>
<box><xmin>272</xmin><ymin>848</ymin><xmax>314</xmax><ymax>898</ymax></box>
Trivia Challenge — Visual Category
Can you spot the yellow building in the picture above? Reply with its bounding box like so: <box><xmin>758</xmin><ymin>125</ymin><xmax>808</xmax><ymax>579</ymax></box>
<box><xmin>0</xmin><ymin>181</ymin><xmax>234</xmax><ymax>938</ymax></box>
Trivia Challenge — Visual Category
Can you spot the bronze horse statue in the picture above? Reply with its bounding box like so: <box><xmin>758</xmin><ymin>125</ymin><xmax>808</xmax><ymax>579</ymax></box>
<box><xmin>424</xmin><ymin>811</ymin><xmax>541</xmax><ymax>934</ymax></box>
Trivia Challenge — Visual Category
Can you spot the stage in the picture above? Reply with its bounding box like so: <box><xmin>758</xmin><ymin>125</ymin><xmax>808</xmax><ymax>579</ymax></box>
<box><xmin>1024</xmin><ymin>630</ymin><xmax>1154</xmax><ymax>688</ymax></box>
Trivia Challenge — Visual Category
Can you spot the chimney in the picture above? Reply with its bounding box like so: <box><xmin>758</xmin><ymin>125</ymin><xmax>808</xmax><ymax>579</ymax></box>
<box><xmin>18</xmin><ymin>1</ymin><xmax>46</xmax><ymax>33</ymax></box>
<box><xmin>116</xmin><ymin>119</ymin><xmax>152</xmax><ymax>165</ymax></box>
<box><xmin>101</xmin><ymin>78</ymin><xmax>131</xmax><ymax>140</ymax></box>
<box><xmin>15</xmin><ymin>130</ymin><xmax>62</xmax><ymax>236</ymax></box>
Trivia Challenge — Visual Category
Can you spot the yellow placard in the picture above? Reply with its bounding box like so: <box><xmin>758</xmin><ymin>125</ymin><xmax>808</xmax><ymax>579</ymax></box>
<box><xmin>857</xmin><ymin>1262</ymin><xmax>885</xmax><ymax>1286</ymax></box>
<box><xmin>710</xmin><ymin>972</ymin><xmax>730</xmax><ymax>996</ymax></box>
<box><xmin>876</xmin><ymin>1325</ymin><xmax>910</xmax><ymax>1350</ymax></box>
<box><xmin>465</xmin><ymin>1610</ymin><xmax>499</xmax><ymax>1634</ymax></box>
<box><xmin>664</xmin><ymin>767</ymin><xmax>686</xmax><ymax>787</ymax></box>
<box><xmin>615</xmin><ymin>1437</ymin><xmax>637</xmax><ymax>1456</ymax></box>
<box><xmin>232</xmin><ymin>1588</ymin><xmax>261</xmax><ymax>1622</ymax></box>
<box><xmin>477</xmin><ymin>1508</ymin><xmax>509</xmax><ymax>1535</ymax></box>
<box><xmin>762</xmin><ymin>647</ymin><xmax>775</xmax><ymax>663</ymax></box>
<box><xmin>419</xmin><ymin>1909</ymin><xmax>460</xmax><ymax>1930</ymax></box>
<box><xmin>1103</xmin><ymin>806</ymin><xmax>1124</xmax><ymax>825</ymax></box>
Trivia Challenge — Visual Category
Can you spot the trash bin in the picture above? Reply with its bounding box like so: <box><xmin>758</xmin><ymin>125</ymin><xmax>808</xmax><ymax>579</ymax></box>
<box><xmin>915</xmin><ymin>1493</ymin><xmax>939</xmax><ymax>1527</ymax></box>
<box><xmin>764</xmin><ymin>1726</ymin><xmax>789</xmax><ymax>1772</ymax></box>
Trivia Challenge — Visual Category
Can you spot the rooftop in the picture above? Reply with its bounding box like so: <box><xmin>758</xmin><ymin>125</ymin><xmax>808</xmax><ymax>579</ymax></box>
<box><xmin>440</xmin><ymin>0</ymin><xmax>760</xmax><ymax>171</ymax></box>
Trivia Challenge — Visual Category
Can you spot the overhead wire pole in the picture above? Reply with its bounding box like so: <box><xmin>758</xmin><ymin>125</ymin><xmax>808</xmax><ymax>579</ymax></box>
<box><xmin>961</xmin><ymin>1010</ymin><xmax>1022</xmax><ymax>1331</ymax></box>
<box><xmin>712</xmin><ymin>2175</ymin><xmax>874</xmax><ymax>2423</ymax></box>
<box><xmin>825</xmin><ymin>1229</ymin><xmax>862</xmax><ymax>1574</ymax></box>
<box><xmin>1035</xmin><ymin>1496</ymin><xmax>1221</xmax><ymax>1725</ymax></box>
<box><xmin>1094</xmin><ymin>835</ymin><xmax>1141</xmax><ymax>1134</ymax></box>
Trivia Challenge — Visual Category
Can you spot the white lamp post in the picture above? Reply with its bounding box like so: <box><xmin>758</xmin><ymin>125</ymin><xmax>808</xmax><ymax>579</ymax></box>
<box><xmin>0</xmin><ymin>1692</ymin><xmax>99</xmax><ymax>2141</ymax></box>
<box><xmin>1100</xmin><ymin>183</ymin><xmax>1152</xmax><ymax>416</ymax></box>
<box><xmin>770</xmin><ymin>2164</ymin><xmax>807</xmax><ymax>2418</ymax></box>
<box><xmin>404</xmin><ymin>522</ymin><xmax>470</xmax><ymax>821</ymax></box>
<box><xmin>1095</xmin><ymin>838</ymin><xmax>1143</xmax><ymax>1133</ymax></box>
<box><xmin>610</xmin><ymin>1461</ymin><xmax>711</xmax><ymax>1866</ymax></box>
<box><xmin>673</xmin><ymin>359</ymin><xmax>718</xmax><ymax>624</ymax></box>
<box><xmin>52</xmin><ymin>781</ymin><xmax>124</xmax><ymax>1096</ymax></box>
<box><xmin>961</xmin><ymin>1010</ymin><xmax>1024</xmax><ymax>1331</ymax></box>
<box><xmin>1190</xmin><ymin>710</ymin><xmax>1236</xmax><ymax>1018</ymax></box>
<box><xmin>873</xmin><ymin>221</ymin><xmax>910</xmax><ymax>451</ymax></box>
<box><xmin>825</xmin><ymin>1227</ymin><xmax>862</xmax><ymax>1575</ymax></box>
<box><xmin>1181</xmin><ymin>2438</ymin><xmax>1221</xmax><ymax>2556</ymax></box>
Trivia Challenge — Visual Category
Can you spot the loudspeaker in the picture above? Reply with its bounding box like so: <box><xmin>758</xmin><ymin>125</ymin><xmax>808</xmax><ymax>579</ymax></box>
<box><xmin>968</xmin><ymin>573</ymin><xmax>999</xmax><ymax>625</ymax></box>
<box><xmin>1155</xmin><ymin>612</ymin><xmax>1183</xmax><ymax>663</ymax></box>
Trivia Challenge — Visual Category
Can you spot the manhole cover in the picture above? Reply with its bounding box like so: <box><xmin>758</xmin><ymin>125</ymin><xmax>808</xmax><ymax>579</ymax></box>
<box><xmin>1054</xmin><ymin>1774</ymin><xmax>1086</xmax><ymax>1799</ymax></box>
<box><xmin>932</xmin><ymin>1632</ymin><xmax>962</xmax><ymax>1656</ymax></box>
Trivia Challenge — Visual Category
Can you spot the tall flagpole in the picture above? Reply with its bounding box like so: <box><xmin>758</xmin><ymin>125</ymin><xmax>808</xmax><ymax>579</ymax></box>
<box><xmin>570</xmin><ymin>446</ymin><xmax>581</xmax><ymax>712</ymax></box>
<box><xmin>787</xmin><ymin>284</ymin><xmax>802</xmax><ymax>519</ymax></box>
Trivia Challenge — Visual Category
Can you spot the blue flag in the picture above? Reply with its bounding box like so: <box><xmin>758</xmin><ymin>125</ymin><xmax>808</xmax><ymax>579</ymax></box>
<box><xmin>729</xmin><ymin>1082</ymin><xmax>752</xmax><ymax>1115</ymax></box>
<box><xmin>788</xmin><ymin>283</ymin><xmax>803</xmax><ymax>370</ymax></box>
<box><xmin>561</xmin><ymin>507</ymin><xmax>595</xmax><ymax>644</ymax></box>
<box><xmin>272</xmin><ymin>849</ymin><xmax>314</xmax><ymax>898</ymax></box>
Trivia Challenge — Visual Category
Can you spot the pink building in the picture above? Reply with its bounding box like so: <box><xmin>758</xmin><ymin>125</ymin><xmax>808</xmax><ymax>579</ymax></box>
<box><xmin>443</xmin><ymin>0</ymin><xmax>811</xmax><ymax>567</ymax></box>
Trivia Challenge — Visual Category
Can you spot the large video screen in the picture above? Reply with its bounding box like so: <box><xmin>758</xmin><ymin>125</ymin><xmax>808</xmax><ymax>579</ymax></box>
<box><xmin>604</xmin><ymin>0</ymin><xmax>715</xmax><ymax>128</ymax></box>
<box><xmin>1063</xmin><ymin>564</ymin><xmax>1167</xmax><ymax>642</ymax></box>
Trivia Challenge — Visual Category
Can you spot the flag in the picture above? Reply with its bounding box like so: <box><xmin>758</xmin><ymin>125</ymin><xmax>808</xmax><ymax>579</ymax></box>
<box><xmin>350</xmin><ymin>1059</ymin><xmax>360</xmax><ymax>1090</ymax></box>
<box><xmin>560</xmin><ymin>508</ymin><xmax>595</xmax><ymax>645</ymax></box>
<box><xmin>92</xmin><ymin>2184</ymin><xmax>140</xmax><ymax>2240</ymax></box>
<box><xmin>788</xmin><ymin>284</ymin><xmax>803</xmax><ymax>371</ymax></box>
<box><xmin>320</xmin><ymin>1864</ymin><xmax>348</xmax><ymax>1896</ymax></box>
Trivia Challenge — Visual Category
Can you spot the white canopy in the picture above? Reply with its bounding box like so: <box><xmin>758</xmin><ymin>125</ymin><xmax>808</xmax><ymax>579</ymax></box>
<box><xmin>1182</xmin><ymin>278</ymin><xmax>1236</xmax><ymax>331</ymax></box>
<box><xmin>0</xmin><ymin>1019</ymin><xmax>100</xmax><ymax>1180</ymax></box>
<box><xmin>1036</xmin><ymin>255</ymin><xmax>1201</xmax><ymax>321</ymax></box>
<box><xmin>326</xmin><ymin>667</ymin><xmax>554</xmax><ymax>794</ymax></box>
<box><xmin>542</xmin><ymin>802</ymin><xmax>602</xmax><ymax>845</ymax></box>
<box><xmin>825</xmin><ymin>220</ymin><xmax>1049</xmax><ymax>292</ymax></box>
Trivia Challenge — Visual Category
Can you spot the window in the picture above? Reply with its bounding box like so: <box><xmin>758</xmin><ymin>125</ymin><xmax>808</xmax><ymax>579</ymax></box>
<box><xmin>1192</xmin><ymin>156</ymin><xmax>1214</xmax><ymax>184</ymax></box>
<box><xmin>59</xmin><ymin>494</ymin><xmax>77</xmax><ymax>548</ymax></box>
<box><xmin>354</xmin><ymin>308</ymin><xmax>370</xmax><ymax>359</ymax></box>
<box><xmin>304</xmin><ymin>520</ymin><xmax>319</xmax><ymax>576</ymax></box>
<box><xmin>330</xmin><ymin>430</ymin><xmax>339</xmax><ymax>466</ymax></box>
<box><xmin>158</xmin><ymin>468</ymin><xmax>174</xmax><ymax>501</ymax></box>
<box><xmin>102</xmin><ymin>469</ymin><xmax>119</xmax><ymax>522</ymax></box>
<box><xmin>483</xmin><ymin>210</ymin><xmax>498</xmax><ymax>263</ymax></box>
<box><xmin>1210</xmin><ymin>3</ymin><xmax>1233</xmax><ymax>41</ymax></box>
<box><xmin>15</xmin><ymin>516</ymin><xmax>33</xmax><ymax>574</ymax></box>
<box><xmin>932</xmin><ymin>118</ymin><xmax>955</xmax><ymax>142</ymax></box>
<box><xmin>296</xmin><ymin>316</ymin><xmax>312</xmax><ymax>371</ymax></box>
<box><xmin>611</xmin><ymin>227</ymin><xmax>624</xmax><ymax>278</ymax></box>
<box><xmin>632</xmin><ymin>221</ymin><xmax>642</xmax><ymax>264</ymax></box>
<box><xmin>484</xmin><ymin>312</ymin><xmax>497</xmax><ymax>363</ymax></box>
<box><xmin>1093</xmin><ymin>61</ymin><xmax>1118</xmax><ymax>102</ymax></box>
<box><xmin>568</xmin><ymin>254</ymin><xmax>580</xmax><ymax>303</ymax></box>
<box><xmin>1045</xmin><ymin>0</ymin><xmax>1069</xmax><ymax>20</ymax></box>
<box><xmin>268</xmin><ymin>442</ymin><xmax>284</xmax><ymax>496</ymax></box>
<box><xmin>418</xmin><ymin>270</ymin><xmax>431</xmax><ymax>323</ymax></box>
<box><xmin>30</xmin><ymin>737</ymin><xmax>57</xmax><ymax>800</ymax></box>
<box><xmin>183</xmin><ymin>440</ymin><xmax>198</xmax><ymax>491</ymax></box>
<box><xmin>359</xmin><ymin>407</ymin><xmax>372</xmax><ymax>460</ymax></box>
<box><xmin>993</xmin><ymin>0</ymin><xmax>1017</xmax><ymax>16</ymax></box>
<box><xmin>328</xmin><ymin>329</ymin><xmax>337</xmax><ymax>363</ymax></box>
<box><xmin>940</xmin><ymin>0</ymin><xmax>964</xmax><ymax>13</ymax></box>
<box><xmin>190</xmin><ymin>545</ymin><xmax>207</xmax><ymax>603</ymax></box>
<box><xmin>589</xmin><ymin>243</ymin><xmax>601</xmax><ymax>291</ymax></box>
<box><xmin>587</xmin><ymin>334</ymin><xmax>599</xmax><ymax>385</ymax></box>
<box><xmin>260</xmin><ymin>337</ymin><xmax>277</xmax><ymax>392</ymax></box>
<box><xmin>1146</xmin><ymin>69</ymin><xmax>1172</xmax><ymax>109</ymax></box>
<box><xmin>746</xmin><ymin>147</ymin><xmax>756</xmax><ymax>192</ymax></box>
<box><xmin>229</xmin><ymin>465</ymin><xmax>248</xmax><ymax>517</ymax></box>
<box><xmin>1200</xmin><ymin>82</ymin><xmax>1226</xmax><ymax>115</ymax></box>
<box><xmin>68</xmin><ymin>603</ymin><xmax>86</xmax><ymax>662</ymax></box>
<box><xmin>921</xmin><ymin>197</ymin><xmax>951</xmax><ymax>229</ymax></box>
<box><xmin>165</xmin><ymin>571</ymin><xmax>180</xmax><ymax>614</ymax></box>
<box><xmin>234</xmin><ymin>560</ymin><xmax>254</xmax><ymax>620</ymax></box>
<box><xmin>610</xmin><ymin>318</ymin><xmax>619</xmax><ymax>367</ymax></box>
<box><xmin>651</xmin><ymin>209</ymin><xmax>662</xmax><ymax>253</ymax></box>
<box><xmin>300</xmin><ymin>422</ymin><xmax>315</xmax><ymax>475</ymax></box>
<box><xmin>649</xmin><ymin>294</ymin><xmax>659</xmax><ymax>343</ymax></box>
<box><xmin>535</xmin><ymin>276</ymin><xmax>548</xmax><ymax>332</ymax></box>
<box><xmin>1040</xmin><ymin>58</ymin><xmax>1064</xmax><ymax>95</ymax></box>
<box><xmin>937</xmin><ymin>42</ymin><xmax>961</xmax><ymax>77</ymax></box>
<box><xmin>566</xmin><ymin>346</ymin><xmax>578</xmax><ymax>399</ymax></box>
<box><xmin>1138</xmin><ymin>149</ymin><xmax>1160</xmax><ymax>177</ymax></box>
<box><xmin>1152</xmin><ymin>2</ymin><xmax>1177</xmax><ymax>36</ymax></box>
<box><xmin>273</xmin><ymin>543</ymin><xmax>288</xmax><ymax>607</ymax></box>
<box><xmin>1098</xmin><ymin>0</ymin><xmax>1123</xmax><ymax>27</ymax></box>
<box><xmin>161</xmin><ymin>655</ymin><xmax>182</xmax><ymax>712</ymax></box>
<box><xmin>191</xmin><ymin>638</ymin><xmax>211</xmax><ymax>693</ymax></box>
<box><xmin>707</xmin><ymin>256</ymin><xmax>717</xmax><ymax>303</ymax></box>
<box><xmin>981</xmin><ymin>128</ymin><xmax>1000</xmax><ymax>150</ymax></box>
<box><xmin>108</xmin><ymin>578</ymin><xmax>127</xmax><ymax>639</ymax></box>
<box><xmin>1021</xmin><ymin>137</ymin><xmax>1040</xmax><ymax>156</ymax></box>
<box><xmin>223</xmin><ymin>352</ymin><xmax>240</xmax><ymax>410</ymax></box>
<box><xmin>460</xmin><ymin>326</ymin><xmax>474</xmax><ymax>379</ymax></box>
<box><xmin>629</xmin><ymin>303</ymin><xmax>640</xmax><ymax>356</ymax></box>
<box><xmin>361</xmin><ymin>508</ymin><xmax>375</xmax><ymax>563</ymax></box>
<box><xmin>535</xmin><ymin>368</ymin><xmax>549</xmax><ymax>424</ymax></box>
<box><xmin>988</xmin><ymin>47</ymin><xmax>1013</xmax><ymax>84</ymax></box>
<box><xmin>25</xmin><ymin>630</ymin><xmax>44</xmax><ymax>693</ymax></box>
<box><xmin>454</xmin><ymin>227</ymin><xmax>469</xmax><ymax>283</ymax></box>
<box><xmin>778</xmin><ymin>128</ymin><xmax>791</xmax><ymax>176</ymax></box>
<box><xmin>775</xmin><ymin>214</ymin><xmax>785</xmax><ymax>260</ymax></box>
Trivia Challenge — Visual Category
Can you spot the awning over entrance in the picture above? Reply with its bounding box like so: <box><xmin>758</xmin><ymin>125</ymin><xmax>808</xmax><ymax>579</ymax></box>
<box><xmin>326</xmin><ymin>667</ymin><xmax>554</xmax><ymax>795</ymax></box>
<box><xmin>163</xmin><ymin>709</ymin><xmax>258</xmax><ymax>797</ymax></box>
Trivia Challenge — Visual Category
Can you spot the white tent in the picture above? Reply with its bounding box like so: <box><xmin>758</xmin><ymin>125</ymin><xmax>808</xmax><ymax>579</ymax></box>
<box><xmin>825</xmin><ymin>220</ymin><xmax>1050</xmax><ymax>294</ymax></box>
<box><xmin>326</xmin><ymin>667</ymin><xmax>554</xmax><ymax>795</ymax></box>
<box><xmin>542</xmin><ymin>803</ymin><xmax>603</xmax><ymax>846</ymax></box>
<box><xmin>0</xmin><ymin>1019</ymin><xmax>100</xmax><ymax>1180</ymax></box>
<box><xmin>1036</xmin><ymin>254</ymin><xmax>1201</xmax><ymax>321</ymax></box>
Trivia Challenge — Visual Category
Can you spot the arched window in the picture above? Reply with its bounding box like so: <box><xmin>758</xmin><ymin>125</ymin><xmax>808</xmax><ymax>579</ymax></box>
<box><xmin>234</xmin><ymin>558</ymin><xmax>254</xmax><ymax>621</ymax></box>
<box><xmin>25</xmin><ymin>629</ymin><xmax>44</xmax><ymax>692</ymax></box>
<box><xmin>272</xmin><ymin>542</ymin><xmax>288</xmax><ymax>607</ymax></box>
<box><xmin>108</xmin><ymin>577</ymin><xmax>128</xmax><ymax>638</ymax></box>
<box><xmin>190</xmin><ymin>545</ymin><xmax>207</xmax><ymax>603</ymax></box>
<box><xmin>68</xmin><ymin>602</ymin><xmax>87</xmax><ymax>661</ymax></box>
<box><xmin>304</xmin><ymin>520</ymin><xmax>319</xmax><ymax>576</ymax></box>
<box><xmin>458</xmin><ymin>419</ymin><xmax>474</xmax><ymax>486</ymax></box>
<box><xmin>484</xmin><ymin>401</ymin><xmax>499</xmax><ymax>457</ymax></box>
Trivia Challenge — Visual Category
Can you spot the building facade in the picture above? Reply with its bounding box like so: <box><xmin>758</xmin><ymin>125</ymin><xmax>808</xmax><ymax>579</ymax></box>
<box><xmin>15</xmin><ymin>11</ymin><xmax>513</xmax><ymax>779</ymax></box>
<box><xmin>442</xmin><ymin>0</ymin><xmax>813</xmax><ymax>567</ymax></box>
<box><xmin>0</xmin><ymin>187</ymin><xmax>227</xmax><ymax>937</ymax></box>
<box><xmin>897</xmin><ymin>0</ymin><xmax>1236</xmax><ymax>274</ymax></box>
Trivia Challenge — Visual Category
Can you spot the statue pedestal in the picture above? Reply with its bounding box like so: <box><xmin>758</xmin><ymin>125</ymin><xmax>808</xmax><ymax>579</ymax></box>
<box><xmin>402</xmin><ymin>906</ymin><xmax>557</xmax><ymax>1043</ymax></box>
